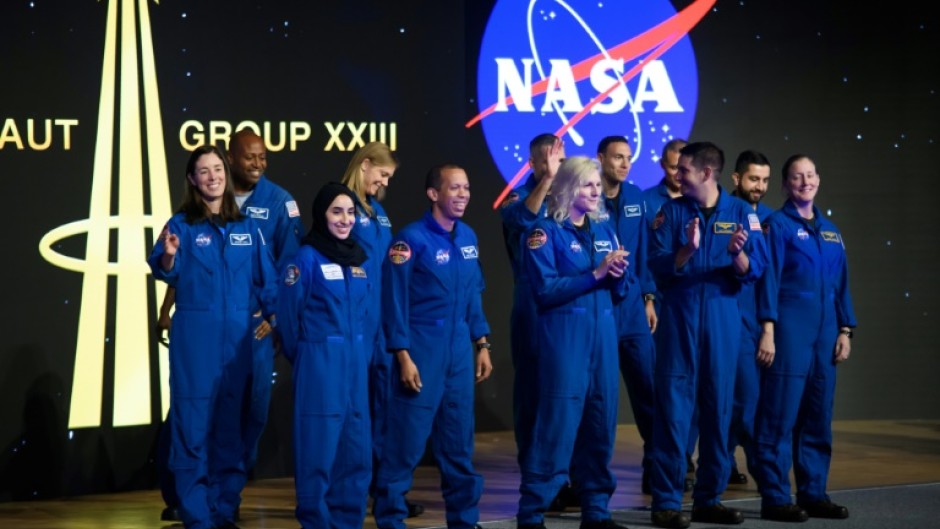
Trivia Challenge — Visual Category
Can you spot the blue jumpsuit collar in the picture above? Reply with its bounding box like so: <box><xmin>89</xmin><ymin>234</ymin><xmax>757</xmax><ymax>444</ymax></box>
<box><xmin>422</xmin><ymin>209</ymin><xmax>459</xmax><ymax>237</ymax></box>
<box><xmin>781</xmin><ymin>200</ymin><xmax>822</xmax><ymax>229</ymax></box>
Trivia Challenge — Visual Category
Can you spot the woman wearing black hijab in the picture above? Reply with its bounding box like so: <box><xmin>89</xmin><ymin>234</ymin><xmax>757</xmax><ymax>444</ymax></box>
<box><xmin>277</xmin><ymin>182</ymin><xmax>372</xmax><ymax>529</ymax></box>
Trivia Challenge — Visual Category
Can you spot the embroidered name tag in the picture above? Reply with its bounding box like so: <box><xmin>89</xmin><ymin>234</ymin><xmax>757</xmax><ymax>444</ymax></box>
<box><xmin>594</xmin><ymin>240</ymin><xmax>612</xmax><ymax>253</ymax></box>
<box><xmin>713</xmin><ymin>222</ymin><xmax>736</xmax><ymax>235</ymax></box>
<box><xmin>377</xmin><ymin>216</ymin><xmax>392</xmax><ymax>227</ymax></box>
<box><xmin>246</xmin><ymin>207</ymin><xmax>269</xmax><ymax>220</ymax></box>
<box><xmin>230</xmin><ymin>233</ymin><xmax>252</xmax><ymax>246</ymax></box>
<box><xmin>821</xmin><ymin>231</ymin><xmax>841</xmax><ymax>243</ymax></box>
<box><xmin>321</xmin><ymin>263</ymin><xmax>343</xmax><ymax>280</ymax></box>
<box><xmin>624</xmin><ymin>204</ymin><xmax>641</xmax><ymax>217</ymax></box>
<box><xmin>461</xmin><ymin>245</ymin><xmax>479</xmax><ymax>259</ymax></box>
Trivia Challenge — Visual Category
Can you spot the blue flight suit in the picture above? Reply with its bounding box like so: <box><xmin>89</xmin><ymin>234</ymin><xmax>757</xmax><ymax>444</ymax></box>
<box><xmin>277</xmin><ymin>245</ymin><xmax>372</xmax><ymax>529</ymax></box>
<box><xmin>239</xmin><ymin>176</ymin><xmax>303</xmax><ymax>470</ymax></box>
<box><xmin>727</xmin><ymin>197</ymin><xmax>773</xmax><ymax>475</ymax></box>
<box><xmin>499</xmin><ymin>175</ymin><xmax>547</xmax><ymax>460</ymax></box>
<box><xmin>753</xmin><ymin>201</ymin><xmax>856</xmax><ymax>508</ymax></box>
<box><xmin>641</xmin><ymin>180</ymin><xmax>673</xmax><ymax>228</ymax></box>
<box><xmin>599</xmin><ymin>184</ymin><xmax>657</xmax><ymax>481</ymax></box>
<box><xmin>516</xmin><ymin>216</ymin><xmax>626</xmax><ymax>526</ymax></box>
<box><xmin>642</xmin><ymin>180</ymin><xmax>698</xmax><ymax>464</ymax></box>
<box><xmin>647</xmin><ymin>188</ymin><xmax>767</xmax><ymax>512</ymax></box>
<box><xmin>348</xmin><ymin>195</ymin><xmax>394</xmax><ymax>489</ymax></box>
<box><xmin>148</xmin><ymin>214</ymin><xmax>277</xmax><ymax>529</ymax></box>
<box><xmin>157</xmin><ymin>176</ymin><xmax>302</xmax><ymax>516</ymax></box>
<box><xmin>374</xmin><ymin>211</ymin><xmax>490</xmax><ymax>529</ymax></box>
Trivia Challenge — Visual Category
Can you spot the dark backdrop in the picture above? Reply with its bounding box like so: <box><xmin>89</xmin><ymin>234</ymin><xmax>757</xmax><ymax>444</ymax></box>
<box><xmin>0</xmin><ymin>0</ymin><xmax>936</xmax><ymax>500</ymax></box>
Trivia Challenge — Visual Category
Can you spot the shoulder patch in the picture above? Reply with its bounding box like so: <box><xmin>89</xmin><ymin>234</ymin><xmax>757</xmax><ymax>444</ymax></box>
<box><xmin>388</xmin><ymin>241</ymin><xmax>412</xmax><ymax>264</ymax></box>
<box><xmin>652</xmin><ymin>210</ymin><xmax>665</xmax><ymax>230</ymax></box>
<box><xmin>527</xmin><ymin>228</ymin><xmax>547</xmax><ymax>249</ymax></box>
<box><xmin>285</xmin><ymin>200</ymin><xmax>300</xmax><ymax>218</ymax></box>
<box><xmin>284</xmin><ymin>264</ymin><xmax>300</xmax><ymax>286</ymax></box>
<box><xmin>762</xmin><ymin>222</ymin><xmax>770</xmax><ymax>235</ymax></box>
<box><xmin>500</xmin><ymin>191</ymin><xmax>520</xmax><ymax>209</ymax></box>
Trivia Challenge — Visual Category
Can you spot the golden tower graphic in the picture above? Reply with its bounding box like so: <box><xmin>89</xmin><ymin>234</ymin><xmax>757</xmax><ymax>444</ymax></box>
<box><xmin>38</xmin><ymin>0</ymin><xmax>172</xmax><ymax>428</ymax></box>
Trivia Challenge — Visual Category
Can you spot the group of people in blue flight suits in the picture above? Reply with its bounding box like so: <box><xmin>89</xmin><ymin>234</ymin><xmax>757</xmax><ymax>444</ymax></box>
<box><xmin>147</xmin><ymin>127</ymin><xmax>855</xmax><ymax>529</ymax></box>
<box><xmin>502</xmin><ymin>135</ymin><xmax>855</xmax><ymax>529</ymax></box>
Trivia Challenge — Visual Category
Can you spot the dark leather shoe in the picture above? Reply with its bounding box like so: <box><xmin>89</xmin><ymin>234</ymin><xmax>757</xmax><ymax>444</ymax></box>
<box><xmin>651</xmin><ymin>510</ymin><xmax>691</xmax><ymax>529</ymax></box>
<box><xmin>160</xmin><ymin>506</ymin><xmax>180</xmax><ymax>521</ymax></box>
<box><xmin>728</xmin><ymin>469</ymin><xmax>748</xmax><ymax>485</ymax></box>
<box><xmin>691</xmin><ymin>503</ymin><xmax>744</xmax><ymax>524</ymax></box>
<box><xmin>580</xmin><ymin>519</ymin><xmax>629</xmax><ymax>529</ymax></box>
<box><xmin>761</xmin><ymin>503</ymin><xmax>809</xmax><ymax>522</ymax></box>
<box><xmin>798</xmin><ymin>500</ymin><xmax>849</xmax><ymax>519</ymax></box>
<box><xmin>405</xmin><ymin>500</ymin><xmax>425</xmax><ymax>518</ymax></box>
<box><xmin>548</xmin><ymin>482</ymin><xmax>580</xmax><ymax>512</ymax></box>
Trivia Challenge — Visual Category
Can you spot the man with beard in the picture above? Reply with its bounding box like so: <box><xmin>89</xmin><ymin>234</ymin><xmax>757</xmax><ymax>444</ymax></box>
<box><xmin>726</xmin><ymin>150</ymin><xmax>773</xmax><ymax>486</ymax></box>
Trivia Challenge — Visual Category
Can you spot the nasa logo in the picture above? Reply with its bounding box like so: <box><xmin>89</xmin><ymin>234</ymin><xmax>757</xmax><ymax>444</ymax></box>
<box><xmin>471</xmin><ymin>0</ymin><xmax>713</xmax><ymax>205</ymax></box>
<box><xmin>195</xmin><ymin>232</ymin><xmax>212</xmax><ymax>247</ymax></box>
<box><xmin>435</xmin><ymin>249</ymin><xmax>451</xmax><ymax>265</ymax></box>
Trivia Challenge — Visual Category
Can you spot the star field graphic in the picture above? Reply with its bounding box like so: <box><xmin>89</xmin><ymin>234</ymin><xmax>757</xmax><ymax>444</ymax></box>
<box><xmin>0</xmin><ymin>0</ymin><xmax>938</xmax><ymax>498</ymax></box>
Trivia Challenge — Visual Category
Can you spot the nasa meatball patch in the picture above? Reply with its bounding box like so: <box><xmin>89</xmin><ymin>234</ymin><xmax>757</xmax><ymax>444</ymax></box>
<box><xmin>284</xmin><ymin>264</ymin><xmax>300</xmax><ymax>286</ymax></box>
<box><xmin>388</xmin><ymin>241</ymin><xmax>412</xmax><ymax>264</ymax></box>
<box><xmin>527</xmin><ymin>228</ymin><xmax>547</xmax><ymax>249</ymax></box>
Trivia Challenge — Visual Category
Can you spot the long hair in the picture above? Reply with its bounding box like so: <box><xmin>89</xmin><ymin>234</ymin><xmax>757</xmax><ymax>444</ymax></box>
<box><xmin>548</xmin><ymin>156</ymin><xmax>604</xmax><ymax>223</ymax></box>
<box><xmin>340</xmin><ymin>141</ymin><xmax>398</xmax><ymax>217</ymax></box>
<box><xmin>178</xmin><ymin>145</ymin><xmax>242</xmax><ymax>224</ymax></box>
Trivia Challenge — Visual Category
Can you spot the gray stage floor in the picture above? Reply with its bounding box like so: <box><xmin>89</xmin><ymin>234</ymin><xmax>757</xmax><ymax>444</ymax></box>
<box><xmin>469</xmin><ymin>482</ymin><xmax>940</xmax><ymax>529</ymax></box>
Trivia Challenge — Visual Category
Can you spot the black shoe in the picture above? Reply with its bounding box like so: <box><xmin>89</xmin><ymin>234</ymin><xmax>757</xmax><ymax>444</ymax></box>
<box><xmin>160</xmin><ymin>507</ymin><xmax>180</xmax><ymax>521</ymax></box>
<box><xmin>641</xmin><ymin>470</ymin><xmax>651</xmax><ymax>495</ymax></box>
<box><xmin>761</xmin><ymin>504</ymin><xmax>809</xmax><ymax>522</ymax></box>
<box><xmin>683</xmin><ymin>477</ymin><xmax>694</xmax><ymax>492</ymax></box>
<box><xmin>686</xmin><ymin>454</ymin><xmax>695</xmax><ymax>474</ymax></box>
<box><xmin>691</xmin><ymin>503</ymin><xmax>744</xmax><ymax>525</ymax></box>
<box><xmin>798</xmin><ymin>500</ymin><xmax>849</xmax><ymax>519</ymax></box>
<box><xmin>580</xmin><ymin>519</ymin><xmax>629</xmax><ymax>529</ymax></box>
<box><xmin>517</xmin><ymin>523</ymin><xmax>547</xmax><ymax>529</ymax></box>
<box><xmin>406</xmin><ymin>500</ymin><xmax>425</xmax><ymax>518</ymax></box>
<box><xmin>728</xmin><ymin>469</ymin><xmax>748</xmax><ymax>485</ymax></box>
<box><xmin>651</xmin><ymin>510</ymin><xmax>690</xmax><ymax>529</ymax></box>
<box><xmin>548</xmin><ymin>482</ymin><xmax>580</xmax><ymax>512</ymax></box>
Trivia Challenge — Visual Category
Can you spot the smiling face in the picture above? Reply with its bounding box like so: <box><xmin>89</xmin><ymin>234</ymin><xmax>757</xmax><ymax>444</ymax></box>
<box><xmin>325</xmin><ymin>194</ymin><xmax>356</xmax><ymax>240</ymax></box>
<box><xmin>598</xmin><ymin>140</ymin><xmax>632</xmax><ymax>186</ymax></box>
<box><xmin>733</xmin><ymin>163</ymin><xmax>771</xmax><ymax>205</ymax></box>
<box><xmin>228</xmin><ymin>134</ymin><xmax>267</xmax><ymax>191</ymax></box>
<box><xmin>361</xmin><ymin>159</ymin><xmax>396</xmax><ymax>197</ymax></box>
<box><xmin>661</xmin><ymin>149</ymin><xmax>682</xmax><ymax>193</ymax></box>
<box><xmin>429</xmin><ymin>167</ymin><xmax>470</xmax><ymax>221</ymax></box>
<box><xmin>571</xmin><ymin>168</ymin><xmax>603</xmax><ymax>217</ymax></box>
<box><xmin>677</xmin><ymin>154</ymin><xmax>711</xmax><ymax>203</ymax></box>
<box><xmin>188</xmin><ymin>152</ymin><xmax>227</xmax><ymax>206</ymax></box>
<box><xmin>784</xmin><ymin>157</ymin><xmax>819</xmax><ymax>206</ymax></box>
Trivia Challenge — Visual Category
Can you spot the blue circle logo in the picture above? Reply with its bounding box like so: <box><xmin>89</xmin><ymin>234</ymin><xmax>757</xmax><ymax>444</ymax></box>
<box><xmin>470</xmin><ymin>0</ymin><xmax>712</xmax><ymax>202</ymax></box>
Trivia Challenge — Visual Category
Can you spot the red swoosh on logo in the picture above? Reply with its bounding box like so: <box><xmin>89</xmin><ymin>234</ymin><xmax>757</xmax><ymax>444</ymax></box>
<box><xmin>468</xmin><ymin>0</ymin><xmax>715</xmax><ymax>209</ymax></box>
